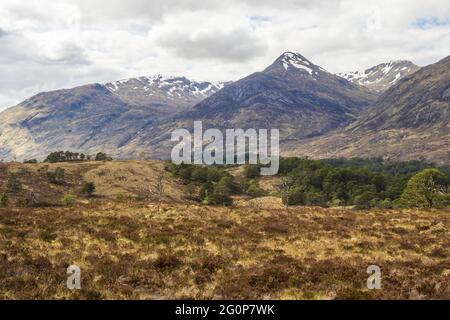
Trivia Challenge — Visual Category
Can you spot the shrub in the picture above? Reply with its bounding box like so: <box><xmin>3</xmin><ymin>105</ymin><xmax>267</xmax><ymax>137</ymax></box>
<box><xmin>47</xmin><ymin>167</ymin><xmax>65</xmax><ymax>184</ymax></box>
<box><xmin>200</xmin><ymin>181</ymin><xmax>214</xmax><ymax>199</ymax></box>
<box><xmin>207</xmin><ymin>178</ymin><xmax>233</xmax><ymax>206</ymax></box>
<box><xmin>206</xmin><ymin>167</ymin><xmax>222</xmax><ymax>182</ymax></box>
<box><xmin>24</xmin><ymin>159</ymin><xmax>38</xmax><ymax>164</ymax></box>
<box><xmin>116</xmin><ymin>192</ymin><xmax>125</xmax><ymax>201</ymax></box>
<box><xmin>245</xmin><ymin>183</ymin><xmax>266</xmax><ymax>198</ymax></box>
<box><xmin>191</xmin><ymin>167</ymin><xmax>208</xmax><ymax>182</ymax></box>
<box><xmin>286</xmin><ymin>187</ymin><xmax>305</xmax><ymax>205</ymax></box>
<box><xmin>81</xmin><ymin>182</ymin><xmax>96</xmax><ymax>197</ymax></box>
<box><xmin>305</xmin><ymin>191</ymin><xmax>328</xmax><ymax>207</ymax></box>
<box><xmin>62</xmin><ymin>191</ymin><xmax>76</xmax><ymax>206</ymax></box>
<box><xmin>244</xmin><ymin>165</ymin><xmax>261</xmax><ymax>179</ymax></box>
<box><xmin>7</xmin><ymin>174</ymin><xmax>22</xmax><ymax>193</ymax></box>
<box><xmin>153</xmin><ymin>254</ymin><xmax>181</xmax><ymax>270</ymax></box>
<box><xmin>0</xmin><ymin>193</ymin><xmax>8</xmax><ymax>207</ymax></box>
<box><xmin>330</xmin><ymin>197</ymin><xmax>343</xmax><ymax>207</ymax></box>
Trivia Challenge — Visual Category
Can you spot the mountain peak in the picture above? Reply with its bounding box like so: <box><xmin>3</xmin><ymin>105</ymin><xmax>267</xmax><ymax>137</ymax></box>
<box><xmin>277</xmin><ymin>52</ymin><xmax>314</xmax><ymax>72</ymax></box>
<box><xmin>338</xmin><ymin>60</ymin><xmax>420</xmax><ymax>93</ymax></box>
<box><xmin>263</xmin><ymin>51</ymin><xmax>326</xmax><ymax>79</ymax></box>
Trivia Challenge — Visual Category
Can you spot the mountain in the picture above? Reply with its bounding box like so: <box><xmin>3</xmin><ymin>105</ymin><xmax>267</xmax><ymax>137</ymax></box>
<box><xmin>0</xmin><ymin>76</ymin><xmax>225</xmax><ymax>161</ymax></box>
<box><xmin>291</xmin><ymin>55</ymin><xmax>450</xmax><ymax>163</ymax></box>
<box><xmin>0</xmin><ymin>52</ymin><xmax>376</xmax><ymax>161</ymax></box>
<box><xmin>338</xmin><ymin>60</ymin><xmax>420</xmax><ymax>93</ymax></box>
<box><xmin>2</xmin><ymin>52</ymin><xmax>443</xmax><ymax>163</ymax></box>
<box><xmin>105</xmin><ymin>75</ymin><xmax>226</xmax><ymax>111</ymax></box>
<box><xmin>177</xmin><ymin>52</ymin><xmax>376</xmax><ymax>140</ymax></box>
<box><xmin>114</xmin><ymin>52</ymin><xmax>377</xmax><ymax>159</ymax></box>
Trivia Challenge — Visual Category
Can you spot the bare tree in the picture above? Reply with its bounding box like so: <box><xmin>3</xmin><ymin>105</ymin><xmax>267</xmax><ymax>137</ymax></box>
<box><xmin>154</xmin><ymin>171</ymin><xmax>165</xmax><ymax>210</ymax></box>
<box><xmin>277</xmin><ymin>176</ymin><xmax>296</xmax><ymax>209</ymax></box>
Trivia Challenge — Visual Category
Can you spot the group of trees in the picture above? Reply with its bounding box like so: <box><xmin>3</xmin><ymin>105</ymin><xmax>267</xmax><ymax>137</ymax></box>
<box><xmin>43</xmin><ymin>151</ymin><xmax>112</xmax><ymax>163</ymax></box>
<box><xmin>270</xmin><ymin>157</ymin><xmax>450</xmax><ymax>209</ymax></box>
<box><xmin>168</xmin><ymin>158</ymin><xmax>449</xmax><ymax>209</ymax></box>
<box><xmin>167</xmin><ymin>163</ymin><xmax>237</xmax><ymax>205</ymax></box>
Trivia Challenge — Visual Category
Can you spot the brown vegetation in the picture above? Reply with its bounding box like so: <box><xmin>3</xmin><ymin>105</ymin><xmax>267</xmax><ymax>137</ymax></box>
<box><xmin>0</xmin><ymin>161</ymin><xmax>448</xmax><ymax>300</ymax></box>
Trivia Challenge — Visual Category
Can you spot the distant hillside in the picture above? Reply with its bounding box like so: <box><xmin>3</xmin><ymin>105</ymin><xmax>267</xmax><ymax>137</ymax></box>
<box><xmin>0</xmin><ymin>76</ymin><xmax>226</xmax><ymax>161</ymax></box>
<box><xmin>291</xmin><ymin>55</ymin><xmax>450</xmax><ymax>163</ymax></box>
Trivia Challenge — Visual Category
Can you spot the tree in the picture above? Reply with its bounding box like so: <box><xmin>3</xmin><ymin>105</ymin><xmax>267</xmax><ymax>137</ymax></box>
<box><xmin>22</xmin><ymin>191</ymin><xmax>37</xmax><ymax>207</ymax></box>
<box><xmin>95</xmin><ymin>152</ymin><xmax>112</xmax><ymax>161</ymax></box>
<box><xmin>7</xmin><ymin>174</ymin><xmax>22</xmax><ymax>193</ymax></box>
<box><xmin>154</xmin><ymin>171</ymin><xmax>165</xmax><ymax>206</ymax></box>
<box><xmin>354</xmin><ymin>191</ymin><xmax>378</xmax><ymax>209</ymax></box>
<box><xmin>207</xmin><ymin>177</ymin><xmax>233</xmax><ymax>206</ymax></box>
<box><xmin>400</xmin><ymin>169</ymin><xmax>447</xmax><ymax>208</ymax></box>
<box><xmin>81</xmin><ymin>182</ymin><xmax>96</xmax><ymax>197</ymax></box>
<box><xmin>277</xmin><ymin>176</ymin><xmax>296</xmax><ymax>208</ymax></box>
<box><xmin>0</xmin><ymin>193</ymin><xmax>8</xmax><ymax>207</ymax></box>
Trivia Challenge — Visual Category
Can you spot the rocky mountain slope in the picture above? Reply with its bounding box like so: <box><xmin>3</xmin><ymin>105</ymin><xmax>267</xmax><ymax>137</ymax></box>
<box><xmin>178</xmin><ymin>52</ymin><xmax>375</xmax><ymax>137</ymax></box>
<box><xmin>292</xmin><ymin>55</ymin><xmax>450</xmax><ymax>163</ymax></box>
<box><xmin>0</xmin><ymin>52</ymin><xmax>376</xmax><ymax>161</ymax></box>
<box><xmin>112</xmin><ymin>52</ymin><xmax>377</xmax><ymax>158</ymax></box>
<box><xmin>0</xmin><ymin>76</ymin><xmax>225</xmax><ymax>161</ymax></box>
<box><xmin>339</xmin><ymin>60</ymin><xmax>420</xmax><ymax>93</ymax></box>
<box><xmin>1</xmin><ymin>52</ymin><xmax>446</xmax><ymax>163</ymax></box>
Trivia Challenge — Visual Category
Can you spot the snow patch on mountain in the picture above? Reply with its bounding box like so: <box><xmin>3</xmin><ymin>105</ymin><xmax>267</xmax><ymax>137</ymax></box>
<box><xmin>280</xmin><ymin>52</ymin><xmax>317</xmax><ymax>77</ymax></box>
<box><xmin>105</xmin><ymin>75</ymin><xmax>227</xmax><ymax>100</ymax></box>
<box><xmin>338</xmin><ymin>60</ymin><xmax>420</xmax><ymax>93</ymax></box>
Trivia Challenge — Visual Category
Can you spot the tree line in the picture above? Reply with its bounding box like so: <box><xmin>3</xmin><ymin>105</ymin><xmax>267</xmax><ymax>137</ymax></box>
<box><xmin>22</xmin><ymin>151</ymin><xmax>113</xmax><ymax>164</ymax></box>
<box><xmin>168</xmin><ymin>157</ymin><xmax>450</xmax><ymax>209</ymax></box>
<box><xmin>267</xmin><ymin>157</ymin><xmax>450</xmax><ymax>209</ymax></box>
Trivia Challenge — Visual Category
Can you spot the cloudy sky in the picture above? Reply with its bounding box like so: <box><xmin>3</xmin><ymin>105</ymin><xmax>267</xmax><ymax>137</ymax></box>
<box><xmin>0</xmin><ymin>0</ymin><xmax>449</xmax><ymax>110</ymax></box>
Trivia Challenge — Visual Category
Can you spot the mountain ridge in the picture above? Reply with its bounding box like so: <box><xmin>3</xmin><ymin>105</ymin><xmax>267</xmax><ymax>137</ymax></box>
<box><xmin>0</xmin><ymin>52</ymin><xmax>447</xmax><ymax>163</ymax></box>
<box><xmin>290</xmin><ymin>55</ymin><xmax>450</xmax><ymax>163</ymax></box>
<box><xmin>338</xmin><ymin>60</ymin><xmax>420</xmax><ymax>93</ymax></box>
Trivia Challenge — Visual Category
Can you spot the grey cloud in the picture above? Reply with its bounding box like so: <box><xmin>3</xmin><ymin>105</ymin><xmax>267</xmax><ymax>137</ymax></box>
<box><xmin>68</xmin><ymin>0</ymin><xmax>327</xmax><ymax>24</ymax></box>
<box><xmin>159</xmin><ymin>29</ymin><xmax>268</xmax><ymax>62</ymax></box>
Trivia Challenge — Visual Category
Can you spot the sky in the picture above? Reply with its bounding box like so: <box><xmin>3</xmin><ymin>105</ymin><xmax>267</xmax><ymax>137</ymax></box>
<box><xmin>0</xmin><ymin>0</ymin><xmax>449</xmax><ymax>111</ymax></box>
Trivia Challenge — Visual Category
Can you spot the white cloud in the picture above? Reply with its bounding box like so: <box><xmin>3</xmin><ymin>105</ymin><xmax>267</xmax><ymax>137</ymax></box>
<box><xmin>0</xmin><ymin>0</ymin><xmax>449</xmax><ymax>110</ymax></box>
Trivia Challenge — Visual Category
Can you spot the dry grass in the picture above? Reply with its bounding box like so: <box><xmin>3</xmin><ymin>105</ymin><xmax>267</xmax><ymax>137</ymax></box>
<box><xmin>0</xmin><ymin>161</ymin><xmax>449</xmax><ymax>300</ymax></box>
<box><xmin>0</xmin><ymin>200</ymin><xmax>448</xmax><ymax>300</ymax></box>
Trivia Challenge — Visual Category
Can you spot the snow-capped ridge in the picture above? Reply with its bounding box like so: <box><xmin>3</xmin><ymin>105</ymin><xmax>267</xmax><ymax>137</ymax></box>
<box><xmin>338</xmin><ymin>60</ymin><xmax>420</xmax><ymax>93</ymax></box>
<box><xmin>105</xmin><ymin>75</ymin><xmax>227</xmax><ymax>99</ymax></box>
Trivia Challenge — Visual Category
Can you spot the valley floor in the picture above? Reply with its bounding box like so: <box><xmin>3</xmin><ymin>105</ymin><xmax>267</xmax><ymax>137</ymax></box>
<box><xmin>0</xmin><ymin>200</ymin><xmax>448</xmax><ymax>300</ymax></box>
